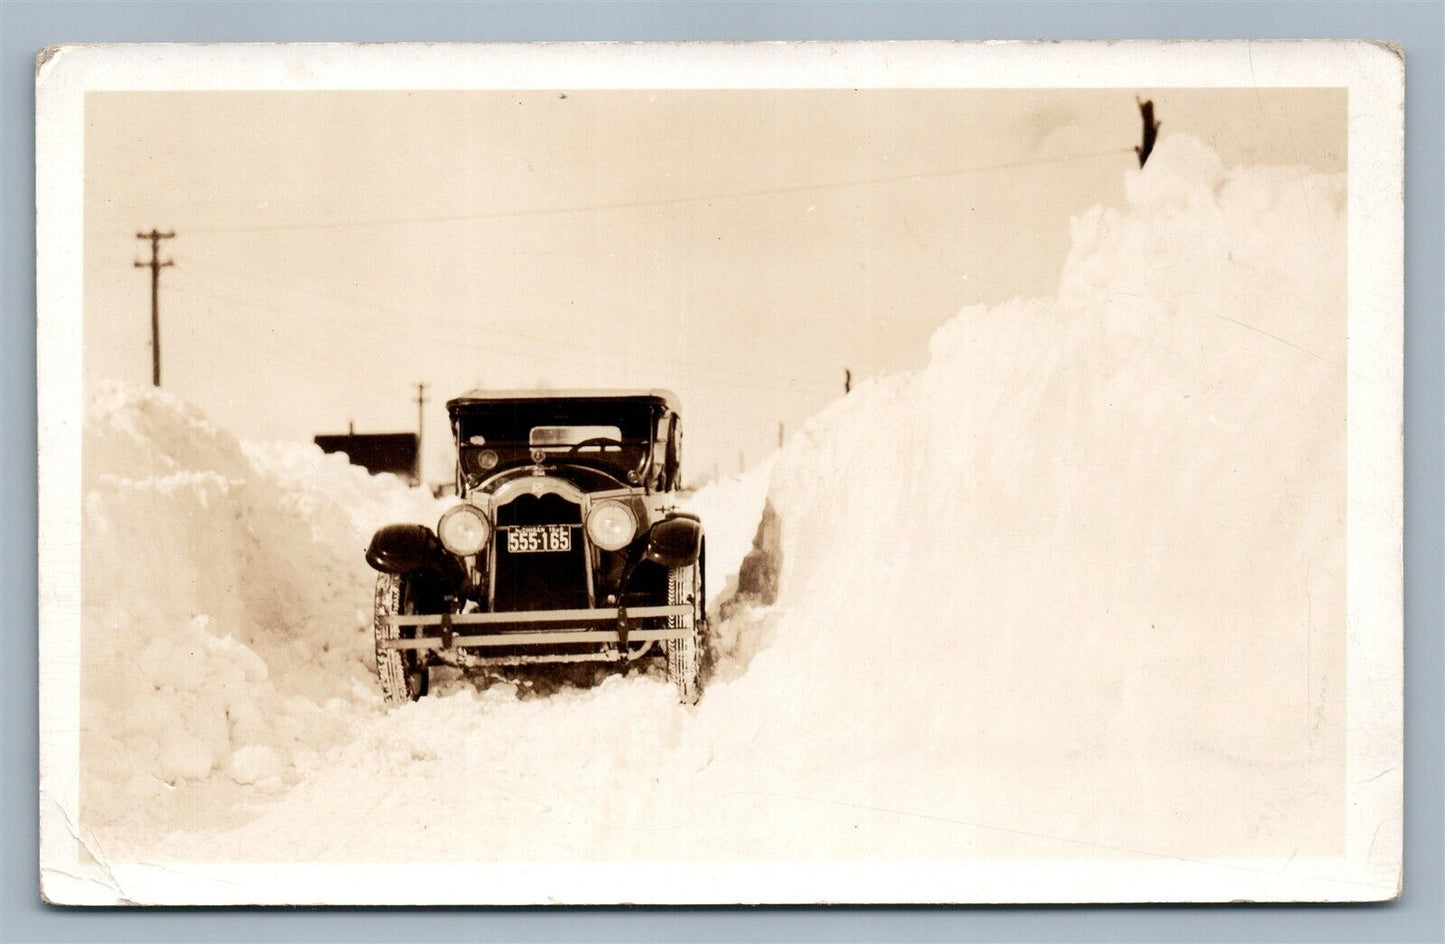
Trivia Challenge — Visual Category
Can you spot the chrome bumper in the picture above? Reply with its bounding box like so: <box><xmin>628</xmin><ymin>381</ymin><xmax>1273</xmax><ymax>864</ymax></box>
<box><xmin>378</xmin><ymin>604</ymin><xmax>693</xmax><ymax>652</ymax></box>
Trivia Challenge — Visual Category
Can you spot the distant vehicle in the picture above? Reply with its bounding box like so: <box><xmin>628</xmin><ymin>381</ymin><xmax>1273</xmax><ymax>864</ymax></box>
<box><xmin>364</xmin><ymin>389</ymin><xmax>708</xmax><ymax>704</ymax></box>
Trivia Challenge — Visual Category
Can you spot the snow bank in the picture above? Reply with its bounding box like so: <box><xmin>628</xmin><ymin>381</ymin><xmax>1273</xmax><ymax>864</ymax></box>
<box><xmin>80</xmin><ymin>384</ymin><xmax>445</xmax><ymax>827</ymax></box>
<box><xmin>725</xmin><ymin>134</ymin><xmax>1345</xmax><ymax>789</ymax></box>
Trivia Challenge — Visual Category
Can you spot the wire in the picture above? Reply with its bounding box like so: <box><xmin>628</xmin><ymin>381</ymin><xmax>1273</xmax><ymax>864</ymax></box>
<box><xmin>181</xmin><ymin>260</ymin><xmax>840</xmax><ymax>393</ymax></box>
<box><xmin>166</xmin><ymin>276</ymin><xmax>840</xmax><ymax>399</ymax></box>
<box><xmin>184</xmin><ymin>147</ymin><xmax>1133</xmax><ymax>236</ymax></box>
<box><xmin>165</xmin><ymin>282</ymin><xmax>403</xmax><ymax>393</ymax></box>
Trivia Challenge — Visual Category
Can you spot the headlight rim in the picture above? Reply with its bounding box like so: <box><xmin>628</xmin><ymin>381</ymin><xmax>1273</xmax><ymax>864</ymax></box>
<box><xmin>585</xmin><ymin>500</ymin><xmax>639</xmax><ymax>552</ymax></box>
<box><xmin>437</xmin><ymin>502</ymin><xmax>491</xmax><ymax>556</ymax></box>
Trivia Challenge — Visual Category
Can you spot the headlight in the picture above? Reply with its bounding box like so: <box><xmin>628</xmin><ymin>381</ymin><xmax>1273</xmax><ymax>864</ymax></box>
<box><xmin>438</xmin><ymin>503</ymin><xmax>490</xmax><ymax>556</ymax></box>
<box><xmin>586</xmin><ymin>501</ymin><xmax>638</xmax><ymax>551</ymax></box>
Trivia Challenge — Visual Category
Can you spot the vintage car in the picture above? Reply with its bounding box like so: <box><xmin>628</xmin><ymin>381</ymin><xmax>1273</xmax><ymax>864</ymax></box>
<box><xmin>364</xmin><ymin>389</ymin><xmax>708</xmax><ymax>704</ymax></box>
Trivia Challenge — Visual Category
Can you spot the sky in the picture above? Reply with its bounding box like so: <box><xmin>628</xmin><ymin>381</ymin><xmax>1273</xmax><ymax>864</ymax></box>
<box><xmin>82</xmin><ymin>88</ymin><xmax>1344</xmax><ymax>484</ymax></box>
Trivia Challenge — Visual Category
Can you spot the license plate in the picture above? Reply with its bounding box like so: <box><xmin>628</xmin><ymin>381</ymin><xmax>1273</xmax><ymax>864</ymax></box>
<box><xmin>506</xmin><ymin>525</ymin><xmax>572</xmax><ymax>553</ymax></box>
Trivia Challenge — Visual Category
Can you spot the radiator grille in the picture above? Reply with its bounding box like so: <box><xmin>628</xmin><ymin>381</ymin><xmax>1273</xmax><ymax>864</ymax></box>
<box><xmin>491</xmin><ymin>492</ymin><xmax>589</xmax><ymax>612</ymax></box>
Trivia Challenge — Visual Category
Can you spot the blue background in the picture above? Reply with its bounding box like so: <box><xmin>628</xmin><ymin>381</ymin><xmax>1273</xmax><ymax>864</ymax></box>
<box><xmin>3</xmin><ymin>2</ymin><xmax>1440</xmax><ymax>941</ymax></box>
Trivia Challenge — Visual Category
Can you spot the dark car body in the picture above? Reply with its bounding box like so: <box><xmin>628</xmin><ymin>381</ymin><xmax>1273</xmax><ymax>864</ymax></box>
<box><xmin>364</xmin><ymin>389</ymin><xmax>707</xmax><ymax>704</ymax></box>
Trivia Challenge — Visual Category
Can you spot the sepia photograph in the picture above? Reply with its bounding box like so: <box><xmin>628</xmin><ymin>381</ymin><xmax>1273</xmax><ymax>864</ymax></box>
<box><xmin>36</xmin><ymin>41</ymin><xmax>1403</xmax><ymax>905</ymax></box>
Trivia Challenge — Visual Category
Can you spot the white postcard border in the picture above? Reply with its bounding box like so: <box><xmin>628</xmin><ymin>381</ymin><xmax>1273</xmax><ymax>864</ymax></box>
<box><xmin>36</xmin><ymin>40</ymin><xmax>1403</xmax><ymax>905</ymax></box>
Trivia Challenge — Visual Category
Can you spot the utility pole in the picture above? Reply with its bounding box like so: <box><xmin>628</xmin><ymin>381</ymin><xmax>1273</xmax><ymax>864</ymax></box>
<box><xmin>133</xmin><ymin>229</ymin><xmax>175</xmax><ymax>387</ymax></box>
<box><xmin>414</xmin><ymin>383</ymin><xmax>428</xmax><ymax>487</ymax></box>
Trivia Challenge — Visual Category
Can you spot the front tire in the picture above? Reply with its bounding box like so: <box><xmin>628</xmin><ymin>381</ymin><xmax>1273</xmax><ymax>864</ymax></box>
<box><xmin>374</xmin><ymin>572</ymin><xmax>430</xmax><ymax>704</ymax></box>
<box><xmin>665</xmin><ymin>560</ymin><xmax>706</xmax><ymax>704</ymax></box>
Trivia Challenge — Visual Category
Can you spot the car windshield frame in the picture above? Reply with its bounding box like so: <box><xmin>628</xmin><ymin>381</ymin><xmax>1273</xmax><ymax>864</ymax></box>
<box><xmin>450</xmin><ymin>396</ymin><xmax>669</xmax><ymax>486</ymax></box>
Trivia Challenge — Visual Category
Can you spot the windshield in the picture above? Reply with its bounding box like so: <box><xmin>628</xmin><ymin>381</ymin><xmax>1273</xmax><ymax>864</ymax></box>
<box><xmin>454</xmin><ymin>400</ymin><xmax>661</xmax><ymax>485</ymax></box>
<box><xmin>526</xmin><ymin>425</ymin><xmax>623</xmax><ymax>449</ymax></box>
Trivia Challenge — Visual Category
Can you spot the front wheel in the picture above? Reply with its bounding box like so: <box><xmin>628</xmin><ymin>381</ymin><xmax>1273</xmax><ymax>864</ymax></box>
<box><xmin>374</xmin><ymin>572</ymin><xmax>430</xmax><ymax>704</ymax></box>
<box><xmin>664</xmin><ymin>560</ymin><xmax>706</xmax><ymax>704</ymax></box>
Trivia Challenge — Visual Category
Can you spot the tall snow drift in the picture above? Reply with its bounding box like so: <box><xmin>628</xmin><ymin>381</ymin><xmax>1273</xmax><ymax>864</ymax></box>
<box><xmin>80</xmin><ymin>384</ymin><xmax>444</xmax><ymax>827</ymax></box>
<box><xmin>715</xmin><ymin>135</ymin><xmax>1345</xmax><ymax>842</ymax></box>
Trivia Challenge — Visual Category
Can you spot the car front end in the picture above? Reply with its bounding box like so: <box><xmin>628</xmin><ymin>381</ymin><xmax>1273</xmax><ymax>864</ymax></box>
<box><xmin>364</xmin><ymin>390</ymin><xmax>707</xmax><ymax>703</ymax></box>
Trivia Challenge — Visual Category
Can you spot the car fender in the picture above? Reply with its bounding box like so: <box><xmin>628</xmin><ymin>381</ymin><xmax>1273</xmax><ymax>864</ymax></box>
<box><xmin>365</xmin><ymin>523</ymin><xmax>467</xmax><ymax>590</ymax></box>
<box><xmin>642</xmin><ymin>512</ymin><xmax>703</xmax><ymax>569</ymax></box>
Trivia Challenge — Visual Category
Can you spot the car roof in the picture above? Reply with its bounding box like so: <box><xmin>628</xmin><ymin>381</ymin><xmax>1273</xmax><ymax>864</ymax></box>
<box><xmin>446</xmin><ymin>388</ymin><xmax>681</xmax><ymax>415</ymax></box>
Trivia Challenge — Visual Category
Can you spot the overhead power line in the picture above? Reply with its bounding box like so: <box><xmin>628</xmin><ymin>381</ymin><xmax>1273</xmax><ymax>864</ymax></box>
<box><xmin>185</xmin><ymin>146</ymin><xmax>1133</xmax><ymax>236</ymax></box>
<box><xmin>178</xmin><ymin>260</ymin><xmax>839</xmax><ymax>394</ymax></box>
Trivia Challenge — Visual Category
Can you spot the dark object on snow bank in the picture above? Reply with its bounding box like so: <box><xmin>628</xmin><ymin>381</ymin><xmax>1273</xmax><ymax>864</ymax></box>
<box><xmin>1135</xmin><ymin>97</ymin><xmax>1161</xmax><ymax>168</ymax></box>
<box><xmin>726</xmin><ymin>500</ymin><xmax>783</xmax><ymax>615</ymax></box>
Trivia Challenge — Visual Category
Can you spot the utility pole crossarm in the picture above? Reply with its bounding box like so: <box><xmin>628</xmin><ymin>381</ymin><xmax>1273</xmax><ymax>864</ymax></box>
<box><xmin>134</xmin><ymin>229</ymin><xmax>176</xmax><ymax>387</ymax></box>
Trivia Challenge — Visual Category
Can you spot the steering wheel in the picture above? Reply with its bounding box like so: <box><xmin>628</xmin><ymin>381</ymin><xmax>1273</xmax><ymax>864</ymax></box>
<box><xmin>564</xmin><ymin>436</ymin><xmax>623</xmax><ymax>455</ymax></box>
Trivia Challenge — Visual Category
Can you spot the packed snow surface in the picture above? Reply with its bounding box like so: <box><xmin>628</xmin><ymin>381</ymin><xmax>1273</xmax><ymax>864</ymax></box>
<box><xmin>80</xmin><ymin>136</ymin><xmax>1345</xmax><ymax>867</ymax></box>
